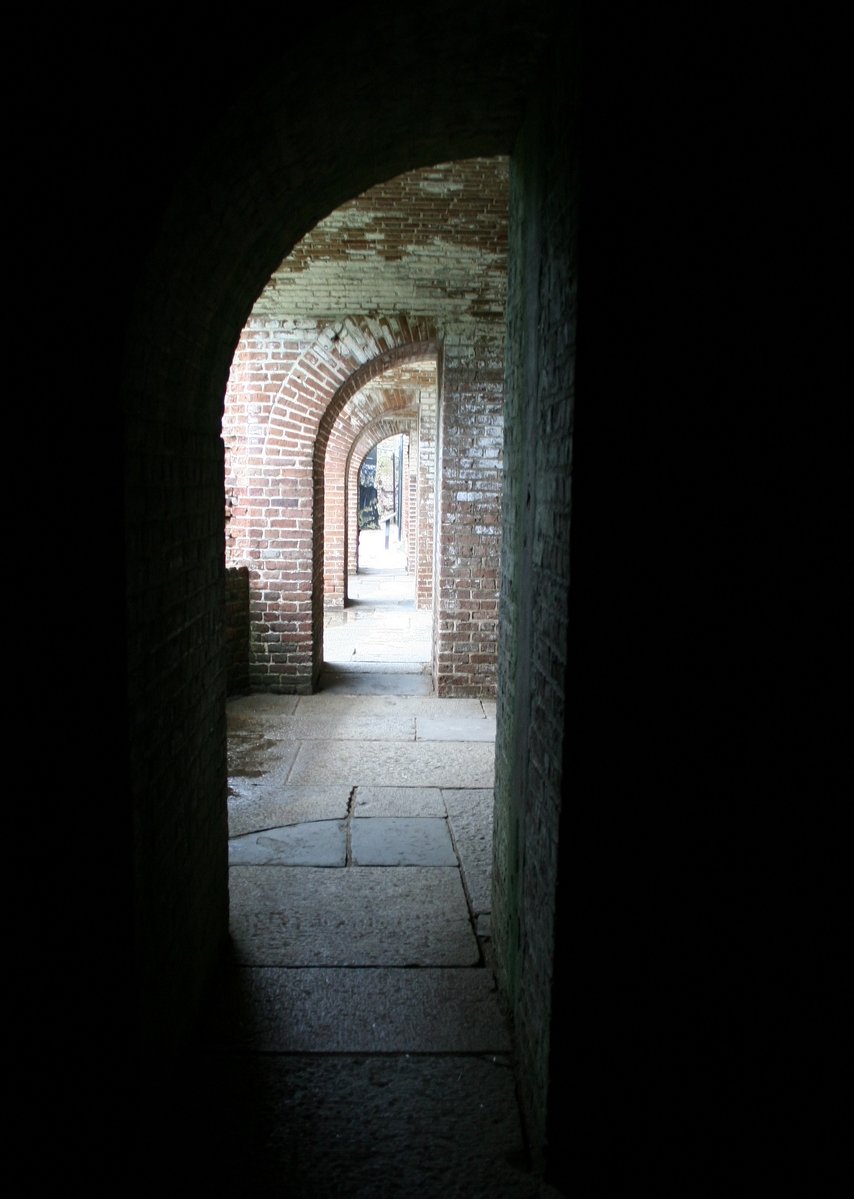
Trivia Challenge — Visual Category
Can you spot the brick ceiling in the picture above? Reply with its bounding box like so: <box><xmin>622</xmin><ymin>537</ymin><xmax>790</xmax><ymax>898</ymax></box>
<box><xmin>238</xmin><ymin>157</ymin><xmax>509</xmax><ymax>457</ymax></box>
<box><xmin>250</xmin><ymin>156</ymin><xmax>510</xmax><ymax>338</ymax></box>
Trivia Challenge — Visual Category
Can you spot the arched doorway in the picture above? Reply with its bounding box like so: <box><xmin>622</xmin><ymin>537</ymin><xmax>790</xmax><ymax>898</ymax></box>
<box><xmin>119</xmin><ymin>9</ymin><xmax>577</xmax><ymax>1185</ymax></box>
<box><xmin>223</xmin><ymin>158</ymin><xmax>508</xmax><ymax>698</ymax></box>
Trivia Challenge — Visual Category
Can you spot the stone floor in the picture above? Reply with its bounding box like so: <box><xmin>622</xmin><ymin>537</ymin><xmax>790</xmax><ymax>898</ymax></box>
<box><xmin>181</xmin><ymin>546</ymin><xmax>564</xmax><ymax>1196</ymax></box>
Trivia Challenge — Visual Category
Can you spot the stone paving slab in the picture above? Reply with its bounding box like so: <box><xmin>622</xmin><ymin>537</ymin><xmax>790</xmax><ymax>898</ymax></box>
<box><xmin>326</xmin><ymin>612</ymin><xmax>429</xmax><ymax>632</ymax></box>
<box><xmin>324</xmin><ymin>644</ymin><xmax>432</xmax><ymax>666</ymax></box>
<box><xmin>287</xmin><ymin>739</ymin><xmax>495</xmax><ymax>788</ymax></box>
<box><xmin>351</xmin><ymin>817</ymin><xmax>457</xmax><ymax>865</ymax></box>
<box><xmin>227</xmin><ymin>785</ymin><xmax>351</xmax><ymax>838</ymax></box>
<box><xmin>295</xmin><ymin>694</ymin><xmax>486</xmax><ymax>717</ymax></box>
<box><xmin>201</xmin><ymin>967</ymin><xmax>511</xmax><ymax>1053</ymax></box>
<box><xmin>226</xmin><ymin>712</ymin><xmax>290</xmax><ymax>736</ymax></box>
<box><xmin>341</xmin><ymin>610</ymin><xmax>426</xmax><ymax>625</ymax></box>
<box><xmin>226</xmin><ymin>716</ymin><xmax>303</xmax><ymax>740</ymax></box>
<box><xmin>226</xmin><ymin>739</ymin><xmax>299</xmax><ymax>805</ymax></box>
<box><xmin>227</xmin><ymin>694</ymin><xmax>300</xmax><ymax>717</ymax></box>
<box><xmin>316</xmin><ymin>670</ymin><xmax>434</xmax><ymax>694</ymax></box>
<box><xmin>416</xmin><ymin>714</ymin><xmax>496</xmax><ymax>742</ymax></box>
<box><xmin>321</xmin><ymin>659</ymin><xmax>429</xmax><ymax>673</ymax></box>
<box><xmin>322</xmin><ymin>608</ymin><xmax>431</xmax><ymax>660</ymax></box>
<box><xmin>325</xmin><ymin>604</ymin><xmax>418</xmax><ymax>626</ymax></box>
<box><xmin>229</xmin><ymin>821</ymin><xmax>347</xmax><ymax>866</ymax></box>
<box><xmin>353</xmin><ymin>786</ymin><xmax>445</xmax><ymax>816</ymax></box>
<box><xmin>325</xmin><ymin>648</ymin><xmax>433</xmax><ymax>666</ymax></box>
<box><xmin>229</xmin><ymin>865</ymin><xmax>479</xmax><ymax>966</ymax></box>
<box><xmin>443</xmin><ymin>788</ymin><xmax>495</xmax><ymax>915</ymax></box>
<box><xmin>227</xmin><ymin>697</ymin><xmax>302</xmax><ymax>737</ymax></box>
<box><xmin>184</xmin><ymin>1053</ymin><xmax>547</xmax><ymax>1197</ymax></box>
<box><xmin>264</xmin><ymin>713</ymin><xmax>415</xmax><ymax>741</ymax></box>
<box><xmin>227</xmin><ymin>730</ymin><xmax>293</xmax><ymax>772</ymax></box>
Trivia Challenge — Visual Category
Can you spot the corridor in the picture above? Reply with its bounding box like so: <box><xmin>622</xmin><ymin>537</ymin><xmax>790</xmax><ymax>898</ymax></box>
<box><xmin>323</xmin><ymin>527</ymin><xmax>433</xmax><ymax>677</ymax></box>
<box><xmin>183</xmin><ymin>554</ymin><xmax>561</xmax><ymax>1196</ymax></box>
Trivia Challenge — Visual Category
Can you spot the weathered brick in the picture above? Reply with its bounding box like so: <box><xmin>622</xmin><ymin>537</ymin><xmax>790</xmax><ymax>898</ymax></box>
<box><xmin>222</xmin><ymin>160</ymin><xmax>508</xmax><ymax>694</ymax></box>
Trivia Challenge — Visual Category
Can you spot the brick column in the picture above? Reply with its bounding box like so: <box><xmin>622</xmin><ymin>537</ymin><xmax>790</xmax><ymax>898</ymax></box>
<box><xmin>433</xmin><ymin>343</ymin><xmax>503</xmax><ymax>696</ymax></box>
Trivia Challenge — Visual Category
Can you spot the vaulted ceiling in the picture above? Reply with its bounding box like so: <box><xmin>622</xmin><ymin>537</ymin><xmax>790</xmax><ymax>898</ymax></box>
<box><xmin>251</xmin><ymin>155</ymin><xmax>510</xmax><ymax>349</ymax></box>
<box><xmin>240</xmin><ymin>155</ymin><xmax>509</xmax><ymax>454</ymax></box>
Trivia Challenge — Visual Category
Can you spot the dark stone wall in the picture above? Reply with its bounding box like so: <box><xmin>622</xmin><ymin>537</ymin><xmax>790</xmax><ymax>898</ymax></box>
<box><xmin>497</xmin><ymin>8</ymin><xmax>844</xmax><ymax>1190</ymax></box>
<box><xmin>494</xmin><ymin>24</ymin><xmax>579</xmax><ymax>1172</ymax></box>
<box><xmin>225</xmin><ymin>567</ymin><xmax>251</xmax><ymax>696</ymax></box>
<box><xmin>536</xmin><ymin>11</ymin><xmax>842</xmax><ymax>1194</ymax></box>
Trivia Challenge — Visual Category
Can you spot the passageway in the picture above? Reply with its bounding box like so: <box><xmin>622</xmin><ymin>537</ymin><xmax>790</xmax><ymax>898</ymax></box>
<box><xmin>222</xmin><ymin>157</ymin><xmax>504</xmax><ymax>698</ymax></box>
<box><xmin>185</xmin><ymin>615</ymin><xmax>562</xmax><ymax>1195</ymax></box>
<box><xmin>322</xmin><ymin>528</ymin><xmax>432</xmax><ymax>691</ymax></box>
<box><xmin>208</xmin><ymin>154</ymin><xmax>523</xmax><ymax>1189</ymax></box>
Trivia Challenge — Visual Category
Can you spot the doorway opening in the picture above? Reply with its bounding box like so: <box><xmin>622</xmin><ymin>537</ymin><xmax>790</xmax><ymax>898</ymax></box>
<box><xmin>221</xmin><ymin>156</ymin><xmax>506</xmax><ymax>698</ymax></box>
<box><xmin>322</xmin><ymin>432</ymin><xmax>432</xmax><ymax>690</ymax></box>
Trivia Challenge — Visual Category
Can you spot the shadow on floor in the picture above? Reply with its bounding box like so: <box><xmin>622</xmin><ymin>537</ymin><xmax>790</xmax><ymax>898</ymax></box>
<box><xmin>139</xmin><ymin>608</ymin><xmax>566</xmax><ymax>1195</ymax></box>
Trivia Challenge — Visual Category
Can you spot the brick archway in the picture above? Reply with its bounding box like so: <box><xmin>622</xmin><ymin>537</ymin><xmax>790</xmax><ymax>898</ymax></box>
<box><xmin>321</xmin><ymin>361</ymin><xmax>437</xmax><ymax>616</ymax></box>
<box><xmin>342</xmin><ymin>418</ymin><xmax>417</xmax><ymax>584</ymax></box>
<box><xmin>224</xmin><ymin>318</ymin><xmax>437</xmax><ymax>692</ymax></box>
<box><xmin>346</xmin><ymin>415</ymin><xmax>421</xmax><ymax>581</ymax></box>
<box><xmin>312</xmin><ymin>342</ymin><xmax>439</xmax><ymax>683</ymax></box>
<box><xmin>224</xmin><ymin>155</ymin><xmax>509</xmax><ymax>699</ymax></box>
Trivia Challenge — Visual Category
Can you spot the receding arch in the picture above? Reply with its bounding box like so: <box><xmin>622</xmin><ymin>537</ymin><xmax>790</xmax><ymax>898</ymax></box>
<box><xmin>312</xmin><ymin>342</ymin><xmax>440</xmax><ymax>684</ymax></box>
<box><xmin>347</xmin><ymin>417</ymin><xmax>418</xmax><ymax>576</ymax></box>
<box><xmin>223</xmin><ymin>315</ymin><xmax>439</xmax><ymax>691</ymax></box>
<box><xmin>223</xmin><ymin>145</ymin><xmax>509</xmax><ymax>699</ymax></box>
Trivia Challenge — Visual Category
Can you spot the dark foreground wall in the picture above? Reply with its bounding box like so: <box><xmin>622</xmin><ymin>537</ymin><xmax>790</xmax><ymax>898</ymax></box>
<box><xmin>538</xmin><ymin>12</ymin><xmax>844</xmax><ymax>1194</ymax></box>
<box><xmin>225</xmin><ymin>567</ymin><xmax>251</xmax><ymax>696</ymax></box>
<box><xmin>499</xmin><ymin>8</ymin><xmax>845</xmax><ymax>1192</ymax></box>
<box><xmin>494</xmin><ymin>26</ymin><xmax>580</xmax><ymax>1171</ymax></box>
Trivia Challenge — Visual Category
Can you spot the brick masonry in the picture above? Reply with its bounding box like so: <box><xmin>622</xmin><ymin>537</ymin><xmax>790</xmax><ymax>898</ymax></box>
<box><xmin>345</xmin><ymin>419</ymin><xmax>420</xmax><ymax>582</ymax></box>
<box><xmin>225</xmin><ymin>567</ymin><xmax>251</xmax><ymax>695</ymax></box>
<box><xmin>434</xmin><ymin>350</ymin><xmax>503</xmax><ymax>697</ymax></box>
<box><xmin>493</xmin><ymin>44</ymin><xmax>578</xmax><ymax>1164</ymax></box>
<box><xmin>222</xmin><ymin>159</ymin><xmax>509</xmax><ymax>695</ymax></box>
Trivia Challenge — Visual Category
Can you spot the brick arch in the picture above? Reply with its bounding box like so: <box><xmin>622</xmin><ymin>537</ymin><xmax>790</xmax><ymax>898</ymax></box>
<box><xmin>328</xmin><ymin>410</ymin><xmax>417</xmax><ymax>608</ymax></box>
<box><xmin>315</xmin><ymin>341</ymin><xmax>437</xmax><ymax>445</ymax></box>
<box><xmin>223</xmin><ymin>315</ymin><xmax>437</xmax><ymax>691</ymax></box>
<box><xmin>260</xmin><ymin>324</ymin><xmax>437</xmax><ymax>463</ymax></box>
<box><xmin>346</xmin><ymin>414</ymin><xmax>418</xmax><ymax>576</ymax></box>
<box><xmin>346</xmin><ymin>405</ymin><xmax>438</xmax><ymax>613</ymax></box>
<box><xmin>312</xmin><ymin>342</ymin><xmax>440</xmax><ymax>682</ymax></box>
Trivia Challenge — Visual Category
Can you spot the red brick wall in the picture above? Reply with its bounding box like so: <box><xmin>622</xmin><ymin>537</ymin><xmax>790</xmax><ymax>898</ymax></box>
<box><xmin>346</xmin><ymin>420</ymin><xmax>417</xmax><ymax>581</ymax></box>
<box><xmin>433</xmin><ymin>350</ymin><xmax>504</xmax><ymax>696</ymax></box>
<box><xmin>223</xmin><ymin>322</ymin><xmax>437</xmax><ymax>690</ymax></box>
<box><xmin>324</xmin><ymin>398</ymin><xmax>416</xmax><ymax>609</ymax></box>
<box><xmin>225</xmin><ymin>324</ymin><xmax>503</xmax><ymax>695</ymax></box>
<box><xmin>416</xmin><ymin>390</ymin><xmax>438</xmax><ymax>610</ymax></box>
